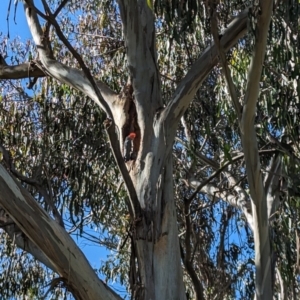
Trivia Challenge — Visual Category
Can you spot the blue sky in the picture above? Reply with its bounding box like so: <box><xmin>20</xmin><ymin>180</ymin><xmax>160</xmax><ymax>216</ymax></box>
<box><xmin>0</xmin><ymin>1</ymin><xmax>126</xmax><ymax>298</ymax></box>
<box><xmin>1</xmin><ymin>1</ymin><xmax>31</xmax><ymax>39</ymax></box>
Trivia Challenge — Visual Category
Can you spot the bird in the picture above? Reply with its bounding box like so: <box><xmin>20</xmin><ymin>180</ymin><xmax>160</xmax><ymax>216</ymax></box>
<box><xmin>123</xmin><ymin>132</ymin><xmax>136</xmax><ymax>162</ymax></box>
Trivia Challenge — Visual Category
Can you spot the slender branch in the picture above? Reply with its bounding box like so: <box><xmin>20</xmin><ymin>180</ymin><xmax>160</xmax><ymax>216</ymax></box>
<box><xmin>22</xmin><ymin>1</ymin><xmax>126</xmax><ymax>187</ymax></box>
<box><xmin>0</xmin><ymin>142</ymin><xmax>64</xmax><ymax>226</ymax></box>
<box><xmin>210</xmin><ymin>8</ymin><xmax>242</xmax><ymax>121</ymax></box>
<box><xmin>265</xmin><ymin>154</ymin><xmax>282</xmax><ymax>219</ymax></box>
<box><xmin>276</xmin><ymin>268</ymin><xmax>286</xmax><ymax>300</ymax></box>
<box><xmin>180</xmin><ymin>242</ymin><xmax>204</xmax><ymax>300</ymax></box>
<box><xmin>0</xmin><ymin>57</ymin><xmax>115</xmax><ymax>104</ymax></box>
<box><xmin>184</xmin><ymin>200</ymin><xmax>192</xmax><ymax>263</ymax></box>
<box><xmin>187</xmin><ymin>149</ymin><xmax>276</xmax><ymax>203</ymax></box>
<box><xmin>264</xmin><ymin>153</ymin><xmax>281</xmax><ymax>194</ymax></box>
<box><xmin>53</xmin><ymin>0</ymin><xmax>70</xmax><ymax>17</ymax></box>
<box><xmin>296</xmin><ymin>231</ymin><xmax>300</xmax><ymax>274</ymax></box>
<box><xmin>217</xmin><ymin>207</ymin><xmax>231</xmax><ymax>269</ymax></box>
<box><xmin>104</xmin><ymin>119</ymin><xmax>141</xmax><ymax>219</ymax></box>
<box><xmin>241</xmin><ymin>3</ymin><xmax>273</xmax><ymax>135</ymax></box>
<box><xmin>181</xmin><ymin>116</ymin><xmax>192</xmax><ymax>145</ymax></box>
<box><xmin>22</xmin><ymin>0</ymin><xmax>141</xmax><ymax>226</ymax></box>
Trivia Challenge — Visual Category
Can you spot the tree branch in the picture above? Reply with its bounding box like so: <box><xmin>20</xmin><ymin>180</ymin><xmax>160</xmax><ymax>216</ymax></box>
<box><xmin>183</xmin><ymin>150</ymin><xmax>278</xmax><ymax>230</ymax></box>
<box><xmin>265</xmin><ymin>154</ymin><xmax>282</xmax><ymax>219</ymax></box>
<box><xmin>161</xmin><ymin>9</ymin><xmax>248</xmax><ymax>139</ymax></box>
<box><xmin>0</xmin><ymin>165</ymin><xmax>121</xmax><ymax>300</ymax></box>
<box><xmin>0</xmin><ymin>207</ymin><xmax>56</xmax><ymax>271</ymax></box>
<box><xmin>104</xmin><ymin>119</ymin><xmax>141</xmax><ymax>219</ymax></box>
<box><xmin>0</xmin><ymin>56</ymin><xmax>45</xmax><ymax>79</ymax></box>
<box><xmin>117</xmin><ymin>0</ymin><xmax>162</xmax><ymax>141</ymax></box>
<box><xmin>186</xmin><ymin>150</ymin><xmax>276</xmax><ymax>203</ymax></box>
<box><xmin>0</xmin><ymin>56</ymin><xmax>117</xmax><ymax>106</ymax></box>
<box><xmin>53</xmin><ymin>0</ymin><xmax>70</xmax><ymax>18</ymax></box>
<box><xmin>217</xmin><ymin>207</ymin><xmax>231</xmax><ymax>269</ymax></box>
<box><xmin>210</xmin><ymin>8</ymin><xmax>242</xmax><ymax>121</ymax></box>
<box><xmin>180</xmin><ymin>235</ymin><xmax>204</xmax><ymax>300</ymax></box>
<box><xmin>23</xmin><ymin>0</ymin><xmax>116</xmax><ymax>117</ymax></box>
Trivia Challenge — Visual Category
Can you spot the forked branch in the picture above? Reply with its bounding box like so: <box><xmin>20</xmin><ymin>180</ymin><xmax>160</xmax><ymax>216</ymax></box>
<box><xmin>161</xmin><ymin>9</ymin><xmax>248</xmax><ymax>139</ymax></box>
<box><xmin>23</xmin><ymin>0</ymin><xmax>116</xmax><ymax>117</ymax></box>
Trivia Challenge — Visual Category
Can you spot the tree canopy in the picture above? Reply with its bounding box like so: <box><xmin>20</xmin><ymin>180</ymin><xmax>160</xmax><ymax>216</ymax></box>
<box><xmin>0</xmin><ymin>0</ymin><xmax>299</xmax><ymax>299</ymax></box>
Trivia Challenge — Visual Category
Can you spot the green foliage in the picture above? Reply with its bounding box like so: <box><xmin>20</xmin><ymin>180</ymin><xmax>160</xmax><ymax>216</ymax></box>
<box><xmin>0</xmin><ymin>0</ymin><xmax>299</xmax><ymax>299</ymax></box>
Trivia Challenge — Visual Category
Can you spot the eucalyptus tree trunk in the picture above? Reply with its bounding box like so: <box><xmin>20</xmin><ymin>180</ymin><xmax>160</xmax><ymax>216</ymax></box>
<box><xmin>240</xmin><ymin>2</ymin><xmax>273</xmax><ymax>299</ymax></box>
<box><xmin>130</xmin><ymin>153</ymin><xmax>186</xmax><ymax>299</ymax></box>
<box><xmin>212</xmin><ymin>1</ymin><xmax>274</xmax><ymax>298</ymax></box>
<box><xmin>114</xmin><ymin>2</ymin><xmax>186</xmax><ymax>298</ymax></box>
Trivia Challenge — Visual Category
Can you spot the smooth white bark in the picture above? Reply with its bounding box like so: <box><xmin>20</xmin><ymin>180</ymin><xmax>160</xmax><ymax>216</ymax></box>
<box><xmin>0</xmin><ymin>165</ymin><xmax>120</xmax><ymax>300</ymax></box>
<box><xmin>240</xmin><ymin>1</ymin><xmax>274</xmax><ymax>299</ymax></box>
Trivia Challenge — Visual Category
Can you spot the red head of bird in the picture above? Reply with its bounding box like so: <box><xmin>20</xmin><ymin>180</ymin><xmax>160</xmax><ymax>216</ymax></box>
<box><xmin>128</xmin><ymin>132</ymin><xmax>136</xmax><ymax>140</ymax></box>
